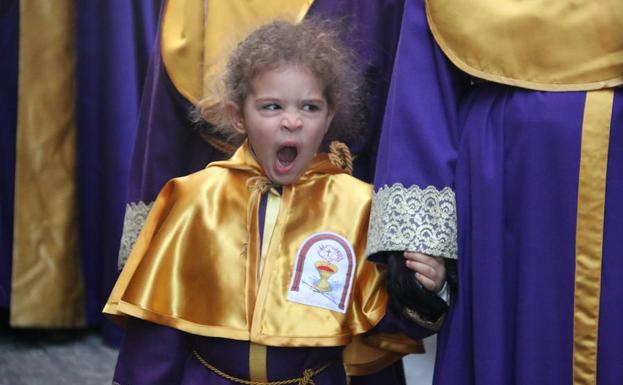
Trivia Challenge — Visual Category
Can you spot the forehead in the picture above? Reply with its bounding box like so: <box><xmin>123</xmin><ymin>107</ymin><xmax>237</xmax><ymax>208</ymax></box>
<box><xmin>249</xmin><ymin>63</ymin><xmax>326</xmax><ymax>98</ymax></box>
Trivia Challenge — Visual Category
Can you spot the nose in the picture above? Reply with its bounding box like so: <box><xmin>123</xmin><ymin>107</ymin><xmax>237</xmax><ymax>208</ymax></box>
<box><xmin>281</xmin><ymin>111</ymin><xmax>302</xmax><ymax>131</ymax></box>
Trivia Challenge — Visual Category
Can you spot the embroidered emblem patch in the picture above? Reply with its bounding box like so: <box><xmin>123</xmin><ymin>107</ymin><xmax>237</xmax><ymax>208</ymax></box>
<box><xmin>287</xmin><ymin>232</ymin><xmax>356</xmax><ymax>313</ymax></box>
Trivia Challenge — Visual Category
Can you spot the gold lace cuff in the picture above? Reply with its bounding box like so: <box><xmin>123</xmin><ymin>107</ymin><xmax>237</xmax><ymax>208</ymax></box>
<box><xmin>366</xmin><ymin>183</ymin><xmax>457</xmax><ymax>259</ymax></box>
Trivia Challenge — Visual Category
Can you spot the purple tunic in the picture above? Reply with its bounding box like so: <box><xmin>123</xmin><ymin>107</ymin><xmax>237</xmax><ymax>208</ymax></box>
<box><xmin>114</xmin><ymin>318</ymin><xmax>346</xmax><ymax>385</ymax></box>
<box><xmin>113</xmin><ymin>309</ymin><xmax>430</xmax><ymax>385</ymax></box>
<box><xmin>369</xmin><ymin>0</ymin><xmax>623</xmax><ymax>384</ymax></box>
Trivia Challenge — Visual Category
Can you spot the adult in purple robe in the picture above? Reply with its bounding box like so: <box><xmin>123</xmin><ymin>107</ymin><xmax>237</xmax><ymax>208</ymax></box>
<box><xmin>367</xmin><ymin>0</ymin><xmax>623</xmax><ymax>384</ymax></box>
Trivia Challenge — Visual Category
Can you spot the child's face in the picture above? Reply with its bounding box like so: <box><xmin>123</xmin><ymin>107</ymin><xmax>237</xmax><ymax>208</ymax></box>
<box><xmin>232</xmin><ymin>64</ymin><xmax>334</xmax><ymax>185</ymax></box>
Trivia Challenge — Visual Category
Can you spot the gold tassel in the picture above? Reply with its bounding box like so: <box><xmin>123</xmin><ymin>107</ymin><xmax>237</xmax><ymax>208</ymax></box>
<box><xmin>328</xmin><ymin>141</ymin><xmax>353</xmax><ymax>175</ymax></box>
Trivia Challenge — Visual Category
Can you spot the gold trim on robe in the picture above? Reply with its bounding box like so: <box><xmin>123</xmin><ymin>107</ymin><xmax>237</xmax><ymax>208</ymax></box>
<box><xmin>104</xmin><ymin>143</ymin><xmax>387</xmax><ymax>347</ymax></box>
<box><xmin>249</xmin><ymin>343</ymin><xmax>268</xmax><ymax>382</ymax></box>
<box><xmin>161</xmin><ymin>0</ymin><xmax>314</xmax><ymax>104</ymax></box>
<box><xmin>572</xmin><ymin>89</ymin><xmax>613</xmax><ymax>385</ymax></box>
<box><xmin>11</xmin><ymin>0</ymin><xmax>85</xmax><ymax>327</ymax></box>
<box><xmin>426</xmin><ymin>0</ymin><xmax>623</xmax><ymax>91</ymax></box>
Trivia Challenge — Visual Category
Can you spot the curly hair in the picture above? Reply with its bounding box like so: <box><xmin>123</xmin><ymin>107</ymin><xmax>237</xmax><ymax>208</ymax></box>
<box><xmin>196</xmin><ymin>18</ymin><xmax>363</xmax><ymax>144</ymax></box>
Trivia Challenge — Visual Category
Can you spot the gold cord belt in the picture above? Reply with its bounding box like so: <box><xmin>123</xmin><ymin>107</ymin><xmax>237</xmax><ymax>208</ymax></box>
<box><xmin>192</xmin><ymin>350</ymin><xmax>333</xmax><ymax>385</ymax></box>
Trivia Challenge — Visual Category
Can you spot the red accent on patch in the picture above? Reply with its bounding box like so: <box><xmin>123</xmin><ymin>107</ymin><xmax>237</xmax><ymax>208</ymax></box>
<box><xmin>317</xmin><ymin>265</ymin><xmax>335</xmax><ymax>272</ymax></box>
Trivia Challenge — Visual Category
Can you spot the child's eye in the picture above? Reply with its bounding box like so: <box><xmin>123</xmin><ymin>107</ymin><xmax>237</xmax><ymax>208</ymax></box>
<box><xmin>261</xmin><ymin>103</ymin><xmax>281</xmax><ymax>111</ymax></box>
<box><xmin>302</xmin><ymin>103</ymin><xmax>320</xmax><ymax>112</ymax></box>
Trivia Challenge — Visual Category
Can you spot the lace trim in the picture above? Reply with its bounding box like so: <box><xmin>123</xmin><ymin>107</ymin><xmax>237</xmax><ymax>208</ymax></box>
<box><xmin>117</xmin><ymin>200</ymin><xmax>154</xmax><ymax>269</ymax></box>
<box><xmin>366</xmin><ymin>183</ymin><xmax>457</xmax><ymax>259</ymax></box>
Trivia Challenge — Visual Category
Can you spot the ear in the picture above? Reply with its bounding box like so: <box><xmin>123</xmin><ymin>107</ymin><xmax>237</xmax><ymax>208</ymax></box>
<box><xmin>226</xmin><ymin>101</ymin><xmax>245</xmax><ymax>135</ymax></box>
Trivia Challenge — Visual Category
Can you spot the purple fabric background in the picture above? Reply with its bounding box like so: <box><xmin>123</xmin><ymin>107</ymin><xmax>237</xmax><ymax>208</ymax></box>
<box><xmin>74</xmin><ymin>0</ymin><xmax>162</xmax><ymax>343</ymax></box>
<box><xmin>308</xmin><ymin>0</ymin><xmax>406</xmax><ymax>181</ymax></box>
<box><xmin>124</xmin><ymin>30</ymin><xmax>224</xmax><ymax>205</ymax></box>
<box><xmin>0</xmin><ymin>0</ymin><xmax>18</xmax><ymax>311</ymax></box>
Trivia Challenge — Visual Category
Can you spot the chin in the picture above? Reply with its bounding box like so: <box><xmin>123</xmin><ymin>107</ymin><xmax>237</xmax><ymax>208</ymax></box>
<box><xmin>269</xmin><ymin>171</ymin><xmax>300</xmax><ymax>186</ymax></box>
<box><xmin>273</xmin><ymin>176</ymin><xmax>296</xmax><ymax>185</ymax></box>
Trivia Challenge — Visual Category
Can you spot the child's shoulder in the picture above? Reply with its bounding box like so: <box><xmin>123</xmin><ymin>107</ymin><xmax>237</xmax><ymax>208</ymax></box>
<box><xmin>327</xmin><ymin>172</ymin><xmax>372</xmax><ymax>191</ymax></box>
<box><xmin>160</xmin><ymin>165</ymin><xmax>232</xmax><ymax>196</ymax></box>
<box><xmin>322</xmin><ymin>172</ymin><xmax>373</xmax><ymax>202</ymax></box>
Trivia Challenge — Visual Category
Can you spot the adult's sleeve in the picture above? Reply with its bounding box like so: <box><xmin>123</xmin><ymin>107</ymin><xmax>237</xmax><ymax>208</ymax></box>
<box><xmin>116</xmin><ymin>0</ymin><xmax>228</xmax><ymax>270</ymax></box>
<box><xmin>366</xmin><ymin>0</ymin><xmax>468</xmax><ymax>262</ymax></box>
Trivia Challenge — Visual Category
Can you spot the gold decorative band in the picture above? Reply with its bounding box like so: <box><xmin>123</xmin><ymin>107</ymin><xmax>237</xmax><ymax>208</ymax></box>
<box><xmin>573</xmin><ymin>89</ymin><xmax>614</xmax><ymax>385</ymax></box>
<box><xmin>249</xmin><ymin>343</ymin><xmax>268</xmax><ymax>382</ymax></box>
<box><xmin>11</xmin><ymin>0</ymin><xmax>85</xmax><ymax>327</ymax></box>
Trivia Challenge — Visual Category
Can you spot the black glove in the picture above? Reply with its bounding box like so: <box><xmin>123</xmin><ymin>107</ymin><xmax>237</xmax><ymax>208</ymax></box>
<box><xmin>382</xmin><ymin>251</ymin><xmax>449</xmax><ymax>323</ymax></box>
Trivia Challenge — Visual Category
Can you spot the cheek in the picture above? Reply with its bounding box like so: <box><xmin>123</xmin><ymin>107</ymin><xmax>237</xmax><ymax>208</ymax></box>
<box><xmin>249</xmin><ymin>134</ymin><xmax>270</xmax><ymax>155</ymax></box>
<box><xmin>316</xmin><ymin>124</ymin><xmax>330</xmax><ymax>143</ymax></box>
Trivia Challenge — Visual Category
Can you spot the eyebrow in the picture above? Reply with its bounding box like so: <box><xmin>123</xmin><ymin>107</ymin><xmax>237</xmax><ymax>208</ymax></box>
<box><xmin>253</xmin><ymin>97</ymin><xmax>327</xmax><ymax>106</ymax></box>
<box><xmin>301</xmin><ymin>98</ymin><xmax>326</xmax><ymax>105</ymax></box>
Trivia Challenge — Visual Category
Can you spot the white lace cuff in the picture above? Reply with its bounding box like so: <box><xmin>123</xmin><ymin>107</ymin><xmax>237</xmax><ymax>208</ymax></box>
<box><xmin>366</xmin><ymin>183</ymin><xmax>457</xmax><ymax>259</ymax></box>
<box><xmin>117</xmin><ymin>200</ymin><xmax>154</xmax><ymax>269</ymax></box>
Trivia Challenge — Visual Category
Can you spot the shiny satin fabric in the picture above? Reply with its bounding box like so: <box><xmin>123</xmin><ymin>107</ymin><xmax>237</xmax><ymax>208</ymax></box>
<box><xmin>11</xmin><ymin>0</ymin><xmax>85</xmax><ymax>327</ymax></box>
<box><xmin>161</xmin><ymin>0</ymin><xmax>313</xmax><ymax>104</ymax></box>
<box><xmin>104</xmin><ymin>143</ymin><xmax>386</xmax><ymax>346</ymax></box>
<box><xmin>426</xmin><ymin>0</ymin><xmax>623</xmax><ymax>91</ymax></box>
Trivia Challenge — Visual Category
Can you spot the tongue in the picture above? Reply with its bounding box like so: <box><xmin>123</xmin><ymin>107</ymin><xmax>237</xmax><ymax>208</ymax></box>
<box><xmin>277</xmin><ymin>146</ymin><xmax>297</xmax><ymax>164</ymax></box>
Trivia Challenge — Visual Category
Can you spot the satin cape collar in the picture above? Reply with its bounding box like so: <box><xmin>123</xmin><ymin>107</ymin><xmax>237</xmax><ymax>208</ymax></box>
<box><xmin>104</xmin><ymin>143</ymin><xmax>385</xmax><ymax>347</ymax></box>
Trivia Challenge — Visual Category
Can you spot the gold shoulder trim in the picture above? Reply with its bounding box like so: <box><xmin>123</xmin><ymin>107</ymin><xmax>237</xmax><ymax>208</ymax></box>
<box><xmin>161</xmin><ymin>0</ymin><xmax>314</xmax><ymax>104</ymax></box>
<box><xmin>426</xmin><ymin>0</ymin><xmax>623</xmax><ymax>91</ymax></box>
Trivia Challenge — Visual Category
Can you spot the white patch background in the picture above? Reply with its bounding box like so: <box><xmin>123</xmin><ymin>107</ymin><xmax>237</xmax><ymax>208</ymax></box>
<box><xmin>287</xmin><ymin>232</ymin><xmax>356</xmax><ymax>313</ymax></box>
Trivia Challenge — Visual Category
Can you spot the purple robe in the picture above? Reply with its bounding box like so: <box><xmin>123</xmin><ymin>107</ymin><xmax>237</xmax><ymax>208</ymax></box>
<box><xmin>0</xmin><ymin>1</ymin><xmax>18</xmax><ymax>310</ymax></box>
<box><xmin>369</xmin><ymin>0</ymin><xmax>623</xmax><ymax>384</ymax></box>
<box><xmin>113</xmin><ymin>309</ymin><xmax>430</xmax><ymax>385</ymax></box>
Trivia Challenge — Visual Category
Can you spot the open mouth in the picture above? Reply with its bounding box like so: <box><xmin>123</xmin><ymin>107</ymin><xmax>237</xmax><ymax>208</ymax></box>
<box><xmin>276</xmin><ymin>145</ymin><xmax>298</xmax><ymax>168</ymax></box>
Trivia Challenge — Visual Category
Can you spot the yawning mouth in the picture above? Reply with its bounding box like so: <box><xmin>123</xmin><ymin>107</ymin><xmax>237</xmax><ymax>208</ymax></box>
<box><xmin>276</xmin><ymin>145</ymin><xmax>298</xmax><ymax>167</ymax></box>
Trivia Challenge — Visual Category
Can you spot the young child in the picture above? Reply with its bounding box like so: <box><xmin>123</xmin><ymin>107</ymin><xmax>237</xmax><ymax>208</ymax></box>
<box><xmin>104</xmin><ymin>20</ymin><xmax>446</xmax><ymax>385</ymax></box>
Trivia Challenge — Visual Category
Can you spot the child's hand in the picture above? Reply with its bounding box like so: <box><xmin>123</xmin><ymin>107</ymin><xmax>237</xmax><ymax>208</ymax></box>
<box><xmin>385</xmin><ymin>251</ymin><xmax>448</xmax><ymax>327</ymax></box>
<box><xmin>404</xmin><ymin>252</ymin><xmax>446</xmax><ymax>292</ymax></box>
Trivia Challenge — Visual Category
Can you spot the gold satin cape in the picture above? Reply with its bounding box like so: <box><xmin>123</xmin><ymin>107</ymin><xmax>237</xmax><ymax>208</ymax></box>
<box><xmin>104</xmin><ymin>143</ymin><xmax>387</xmax><ymax>347</ymax></box>
<box><xmin>426</xmin><ymin>0</ymin><xmax>623</xmax><ymax>91</ymax></box>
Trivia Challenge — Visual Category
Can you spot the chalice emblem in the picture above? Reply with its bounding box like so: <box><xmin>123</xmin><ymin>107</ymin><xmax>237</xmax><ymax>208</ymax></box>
<box><xmin>314</xmin><ymin>261</ymin><xmax>337</xmax><ymax>292</ymax></box>
<box><xmin>313</xmin><ymin>244</ymin><xmax>344</xmax><ymax>292</ymax></box>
